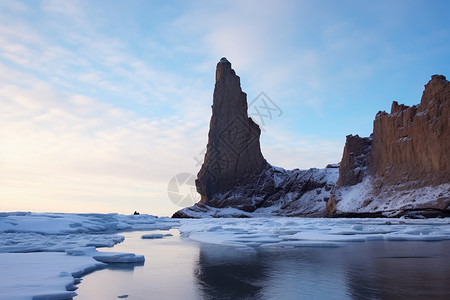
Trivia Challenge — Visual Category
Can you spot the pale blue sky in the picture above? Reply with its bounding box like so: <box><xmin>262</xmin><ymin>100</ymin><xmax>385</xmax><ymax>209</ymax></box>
<box><xmin>1</xmin><ymin>0</ymin><xmax>449</xmax><ymax>216</ymax></box>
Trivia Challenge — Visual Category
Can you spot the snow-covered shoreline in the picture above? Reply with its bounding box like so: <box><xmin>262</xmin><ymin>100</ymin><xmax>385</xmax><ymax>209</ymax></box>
<box><xmin>2</xmin><ymin>212</ymin><xmax>450</xmax><ymax>299</ymax></box>
<box><xmin>0</xmin><ymin>212</ymin><xmax>179</xmax><ymax>300</ymax></box>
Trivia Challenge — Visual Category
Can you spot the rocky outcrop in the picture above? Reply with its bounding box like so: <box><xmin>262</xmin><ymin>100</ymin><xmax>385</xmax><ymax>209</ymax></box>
<box><xmin>173</xmin><ymin>166</ymin><xmax>338</xmax><ymax>218</ymax></box>
<box><xmin>331</xmin><ymin>75</ymin><xmax>450</xmax><ymax>217</ymax></box>
<box><xmin>369</xmin><ymin>75</ymin><xmax>450</xmax><ymax>185</ymax></box>
<box><xmin>195</xmin><ymin>58</ymin><xmax>268</xmax><ymax>205</ymax></box>
<box><xmin>172</xmin><ymin>57</ymin><xmax>449</xmax><ymax>219</ymax></box>
<box><xmin>336</xmin><ymin>134</ymin><xmax>372</xmax><ymax>188</ymax></box>
<box><xmin>173</xmin><ymin>58</ymin><xmax>337</xmax><ymax>218</ymax></box>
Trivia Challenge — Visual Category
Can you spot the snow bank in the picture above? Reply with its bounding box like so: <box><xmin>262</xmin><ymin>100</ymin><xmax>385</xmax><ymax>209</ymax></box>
<box><xmin>0</xmin><ymin>212</ymin><xmax>178</xmax><ymax>235</ymax></box>
<box><xmin>0</xmin><ymin>212</ymin><xmax>179</xmax><ymax>300</ymax></box>
<box><xmin>179</xmin><ymin>217</ymin><xmax>450</xmax><ymax>248</ymax></box>
<box><xmin>335</xmin><ymin>178</ymin><xmax>450</xmax><ymax>216</ymax></box>
<box><xmin>0</xmin><ymin>252</ymin><xmax>104</xmax><ymax>300</ymax></box>
<box><xmin>141</xmin><ymin>233</ymin><xmax>167</xmax><ymax>239</ymax></box>
<box><xmin>92</xmin><ymin>252</ymin><xmax>145</xmax><ymax>263</ymax></box>
<box><xmin>0</xmin><ymin>212</ymin><xmax>179</xmax><ymax>253</ymax></box>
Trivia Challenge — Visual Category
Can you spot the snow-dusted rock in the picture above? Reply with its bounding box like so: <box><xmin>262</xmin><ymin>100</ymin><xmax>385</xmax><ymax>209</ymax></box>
<box><xmin>174</xmin><ymin>60</ymin><xmax>448</xmax><ymax>219</ymax></box>
<box><xmin>330</xmin><ymin>75</ymin><xmax>450</xmax><ymax>218</ymax></box>
<box><xmin>173</xmin><ymin>58</ymin><xmax>339</xmax><ymax>218</ymax></box>
<box><xmin>174</xmin><ymin>165</ymin><xmax>338</xmax><ymax>218</ymax></box>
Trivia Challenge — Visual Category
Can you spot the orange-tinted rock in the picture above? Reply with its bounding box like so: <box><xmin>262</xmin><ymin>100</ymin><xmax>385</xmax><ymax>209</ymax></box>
<box><xmin>369</xmin><ymin>75</ymin><xmax>450</xmax><ymax>185</ymax></box>
<box><xmin>333</xmin><ymin>75</ymin><xmax>450</xmax><ymax>217</ymax></box>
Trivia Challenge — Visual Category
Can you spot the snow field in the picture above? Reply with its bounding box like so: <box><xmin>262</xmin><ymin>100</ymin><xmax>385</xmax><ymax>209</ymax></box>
<box><xmin>0</xmin><ymin>212</ymin><xmax>179</xmax><ymax>299</ymax></box>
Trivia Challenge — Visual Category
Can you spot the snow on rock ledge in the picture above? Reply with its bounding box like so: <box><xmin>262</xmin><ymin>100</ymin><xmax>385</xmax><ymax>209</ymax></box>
<box><xmin>174</xmin><ymin>165</ymin><xmax>338</xmax><ymax>218</ymax></box>
<box><xmin>329</xmin><ymin>75</ymin><xmax>450</xmax><ymax>218</ymax></box>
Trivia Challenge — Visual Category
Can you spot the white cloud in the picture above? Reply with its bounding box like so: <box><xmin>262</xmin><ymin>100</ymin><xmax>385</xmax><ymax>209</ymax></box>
<box><xmin>5</xmin><ymin>0</ymin><xmax>439</xmax><ymax>215</ymax></box>
<box><xmin>0</xmin><ymin>61</ymin><xmax>209</xmax><ymax>215</ymax></box>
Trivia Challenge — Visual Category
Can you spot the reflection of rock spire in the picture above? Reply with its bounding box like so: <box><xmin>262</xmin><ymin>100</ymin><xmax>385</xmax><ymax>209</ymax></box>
<box><xmin>195</xmin><ymin>58</ymin><xmax>268</xmax><ymax>204</ymax></box>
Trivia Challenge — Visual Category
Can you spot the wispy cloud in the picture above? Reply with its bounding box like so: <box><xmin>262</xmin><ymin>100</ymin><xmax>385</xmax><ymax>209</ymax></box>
<box><xmin>0</xmin><ymin>65</ymin><xmax>209</xmax><ymax>215</ymax></box>
<box><xmin>1</xmin><ymin>0</ymin><xmax>449</xmax><ymax>215</ymax></box>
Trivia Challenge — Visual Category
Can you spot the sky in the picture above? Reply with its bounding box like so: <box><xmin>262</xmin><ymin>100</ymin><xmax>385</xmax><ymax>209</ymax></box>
<box><xmin>1</xmin><ymin>0</ymin><xmax>449</xmax><ymax>216</ymax></box>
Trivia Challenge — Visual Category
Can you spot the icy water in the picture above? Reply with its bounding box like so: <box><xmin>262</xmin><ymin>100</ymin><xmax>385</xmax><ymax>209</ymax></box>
<box><xmin>75</xmin><ymin>230</ymin><xmax>450</xmax><ymax>299</ymax></box>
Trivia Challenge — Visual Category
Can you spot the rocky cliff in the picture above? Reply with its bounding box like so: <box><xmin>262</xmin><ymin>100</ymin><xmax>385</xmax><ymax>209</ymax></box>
<box><xmin>173</xmin><ymin>58</ymin><xmax>337</xmax><ymax>218</ymax></box>
<box><xmin>370</xmin><ymin>75</ymin><xmax>450</xmax><ymax>185</ymax></box>
<box><xmin>195</xmin><ymin>58</ymin><xmax>268</xmax><ymax>205</ymax></box>
<box><xmin>330</xmin><ymin>75</ymin><xmax>450</xmax><ymax>217</ymax></box>
<box><xmin>172</xmin><ymin>58</ymin><xmax>449</xmax><ymax>218</ymax></box>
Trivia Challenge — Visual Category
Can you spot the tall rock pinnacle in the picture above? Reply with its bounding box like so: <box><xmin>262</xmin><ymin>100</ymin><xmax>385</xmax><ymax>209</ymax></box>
<box><xmin>196</xmin><ymin>58</ymin><xmax>268</xmax><ymax>205</ymax></box>
<box><xmin>172</xmin><ymin>60</ymin><xmax>448</xmax><ymax>219</ymax></box>
<box><xmin>172</xmin><ymin>58</ymin><xmax>345</xmax><ymax>218</ymax></box>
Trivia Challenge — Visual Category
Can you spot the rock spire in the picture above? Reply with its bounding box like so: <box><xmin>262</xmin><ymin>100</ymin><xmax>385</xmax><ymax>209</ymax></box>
<box><xmin>195</xmin><ymin>58</ymin><xmax>268</xmax><ymax>205</ymax></box>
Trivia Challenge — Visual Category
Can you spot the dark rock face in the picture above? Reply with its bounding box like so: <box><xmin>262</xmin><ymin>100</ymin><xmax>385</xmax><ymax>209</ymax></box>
<box><xmin>195</xmin><ymin>58</ymin><xmax>268</xmax><ymax>205</ymax></box>
<box><xmin>331</xmin><ymin>75</ymin><xmax>450</xmax><ymax>217</ymax></box>
<box><xmin>172</xmin><ymin>58</ymin><xmax>449</xmax><ymax>219</ymax></box>
<box><xmin>173</xmin><ymin>58</ymin><xmax>336</xmax><ymax>218</ymax></box>
<box><xmin>336</xmin><ymin>134</ymin><xmax>372</xmax><ymax>188</ymax></box>
<box><xmin>174</xmin><ymin>166</ymin><xmax>338</xmax><ymax>218</ymax></box>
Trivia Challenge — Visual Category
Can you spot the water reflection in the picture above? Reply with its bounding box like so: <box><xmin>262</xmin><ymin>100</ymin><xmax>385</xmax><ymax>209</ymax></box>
<box><xmin>105</xmin><ymin>261</ymin><xmax>145</xmax><ymax>271</ymax></box>
<box><xmin>76</xmin><ymin>231</ymin><xmax>450</xmax><ymax>299</ymax></box>
<box><xmin>194</xmin><ymin>244</ymin><xmax>349</xmax><ymax>299</ymax></box>
<box><xmin>194</xmin><ymin>242</ymin><xmax>450</xmax><ymax>299</ymax></box>
<box><xmin>342</xmin><ymin>242</ymin><xmax>450</xmax><ymax>299</ymax></box>
<box><xmin>194</xmin><ymin>245</ymin><xmax>265</xmax><ymax>299</ymax></box>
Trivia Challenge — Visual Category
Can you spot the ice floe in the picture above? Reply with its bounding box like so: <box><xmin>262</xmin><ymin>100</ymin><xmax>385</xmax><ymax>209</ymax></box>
<box><xmin>92</xmin><ymin>252</ymin><xmax>145</xmax><ymax>263</ymax></box>
<box><xmin>2</xmin><ymin>212</ymin><xmax>450</xmax><ymax>299</ymax></box>
<box><xmin>179</xmin><ymin>217</ymin><xmax>450</xmax><ymax>248</ymax></box>
<box><xmin>0</xmin><ymin>252</ymin><xmax>104</xmax><ymax>300</ymax></box>
<box><xmin>0</xmin><ymin>212</ymin><xmax>179</xmax><ymax>299</ymax></box>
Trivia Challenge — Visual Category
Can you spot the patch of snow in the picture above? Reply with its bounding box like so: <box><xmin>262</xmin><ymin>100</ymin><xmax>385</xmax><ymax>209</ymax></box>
<box><xmin>416</xmin><ymin>110</ymin><xmax>428</xmax><ymax>117</ymax></box>
<box><xmin>179</xmin><ymin>217</ymin><xmax>450</xmax><ymax>248</ymax></box>
<box><xmin>336</xmin><ymin>179</ymin><xmax>450</xmax><ymax>215</ymax></box>
<box><xmin>92</xmin><ymin>252</ymin><xmax>145</xmax><ymax>263</ymax></box>
<box><xmin>269</xmin><ymin>164</ymin><xmax>286</xmax><ymax>173</ymax></box>
<box><xmin>0</xmin><ymin>252</ymin><xmax>104</xmax><ymax>300</ymax></box>
<box><xmin>0</xmin><ymin>212</ymin><xmax>178</xmax><ymax>235</ymax></box>
<box><xmin>395</xmin><ymin>136</ymin><xmax>411</xmax><ymax>143</ymax></box>
<box><xmin>0</xmin><ymin>212</ymin><xmax>179</xmax><ymax>299</ymax></box>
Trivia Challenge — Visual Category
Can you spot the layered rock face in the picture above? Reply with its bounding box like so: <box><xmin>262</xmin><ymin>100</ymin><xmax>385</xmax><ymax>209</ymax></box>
<box><xmin>173</xmin><ymin>58</ymin><xmax>336</xmax><ymax>218</ymax></box>
<box><xmin>332</xmin><ymin>75</ymin><xmax>450</xmax><ymax>217</ymax></box>
<box><xmin>370</xmin><ymin>75</ymin><xmax>450</xmax><ymax>185</ymax></box>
